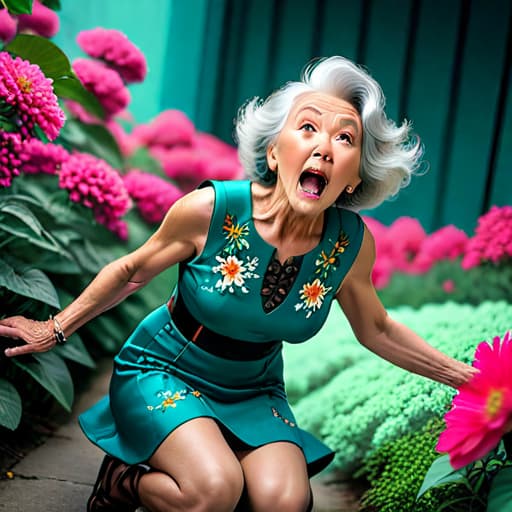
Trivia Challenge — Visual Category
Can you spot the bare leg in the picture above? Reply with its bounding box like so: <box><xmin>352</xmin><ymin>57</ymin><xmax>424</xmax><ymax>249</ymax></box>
<box><xmin>235</xmin><ymin>442</ymin><xmax>311</xmax><ymax>512</ymax></box>
<box><xmin>138</xmin><ymin>417</ymin><xmax>244</xmax><ymax>512</ymax></box>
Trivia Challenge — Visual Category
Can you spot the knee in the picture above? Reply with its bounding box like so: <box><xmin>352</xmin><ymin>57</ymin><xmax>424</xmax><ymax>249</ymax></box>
<box><xmin>250</xmin><ymin>478</ymin><xmax>311</xmax><ymax>512</ymax></box>
<box><xmin>185</xmin><ymin>462</ymin><xmax>244</xmax><ymax>511</ymax></box>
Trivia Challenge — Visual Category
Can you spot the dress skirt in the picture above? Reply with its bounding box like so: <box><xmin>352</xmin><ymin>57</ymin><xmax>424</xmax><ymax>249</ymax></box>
<box><xmin>79</xmin><ymin>304</ymin><xmax>334</xmax><ymax>476</ymax></box>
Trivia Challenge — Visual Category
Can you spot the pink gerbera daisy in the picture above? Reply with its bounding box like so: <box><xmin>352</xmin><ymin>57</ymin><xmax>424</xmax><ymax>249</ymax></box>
<box><xmin>436</xmin><ymin>331</ymin><xmax>512</xmax><ymax>469</ymax></box>
<box><xmin>76</xmin><ymin>28</ymin><xmax>147</xmax><ymax>84</ymax></box>
<box><xmin>0</xmin><ymin>51</ymin><xmax>65</xmax><ymax>140</ymax></box>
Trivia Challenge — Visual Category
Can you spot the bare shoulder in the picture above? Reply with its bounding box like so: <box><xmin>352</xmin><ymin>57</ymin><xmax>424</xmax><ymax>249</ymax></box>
<box><xmin>158</xmin><ymin>186</ymin><xmax>215</xmax><ymax>239</ymax></box>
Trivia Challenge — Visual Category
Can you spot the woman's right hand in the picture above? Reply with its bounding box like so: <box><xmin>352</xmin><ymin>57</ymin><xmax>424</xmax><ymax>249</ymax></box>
<box><xmin>0</xmin><ymin>316</ymin><xmax>56</xmax><ymax>357</ymax></box>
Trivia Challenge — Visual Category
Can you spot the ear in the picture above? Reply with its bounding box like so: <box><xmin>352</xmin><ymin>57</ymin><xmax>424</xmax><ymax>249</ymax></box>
<box><xmin>266</xmin><ymin>144</ymin><xmax>278</xmax><ymax>171</ymax></box>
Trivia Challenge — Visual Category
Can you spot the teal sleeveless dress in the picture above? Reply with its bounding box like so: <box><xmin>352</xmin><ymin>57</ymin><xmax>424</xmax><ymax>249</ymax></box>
<box><xmin>79</xmin><ymin>180</ymin><xmax>364</xmax><ymax>476</ymax></box>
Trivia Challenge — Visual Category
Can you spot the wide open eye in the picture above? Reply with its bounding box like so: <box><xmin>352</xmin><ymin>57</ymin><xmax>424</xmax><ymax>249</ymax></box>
<box><xmin>300</xmin><ymin>123</ymin><xmax>315</xmax><ymax>132</ymax></box>
<box><xmin>337</xmin><ymin>133</ymin><xmax>353</xmax><ymax>145</ymax></box>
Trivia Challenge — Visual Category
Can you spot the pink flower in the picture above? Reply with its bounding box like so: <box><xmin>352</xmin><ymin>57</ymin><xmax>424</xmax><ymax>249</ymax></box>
<box><xmin>387</xmin><ymin>217</ymin><xmax>427</xmax><ymax>273</ymax></box>
<box><xmin>59</xmin><ymin>153</ymin><xmax>131</xmax><ymax>239</ymax></box>
<box><xmin>371</xmin><ymin>254</ymin><xmax>394</xmax><ymax>290</ymax></box>
<box><xmin>19</xmin><ymin>138</ymin><xmax>69</xmax><ymax>175</ymax></box>
<box><xmin>76</xmin><ymin>28</ymin><xmax>147</xmax><ymax>84</ymax></box>
<box><xmin>462</xmin><ymin>206</ymin><xmax>512</xmax><ymax>269</ymax></box>
<box><xmin>156</xmin><ymin>147</ymin><xmax>208</xmax><ymax>192</ymax></box>
<box><xmin>442</xmin><ymin>279</ymin><xmax>455</xmax><ymax>293</ymax></box>
<box><xmin>71</xmin><ymin>58</ymin><xmax>130</xmax><ymax>120</ymax></box>
<box><xmin>16</xmin><ymin>0</ymin><xmax>59</xmax><ymax>38</ymax></box>
<box><xmin>123</xmin><ymin>169</ymin><xmax>183</xmax><ymax>224</ymax></box>
<box><xmin>0</xmin><ymin>8</ymin><xmax>17</xmax><ymax>43</ymax></box>
<box><xmin>0</xmin><ymin>131</ymin><xmax>24</xmax><ymax>187</ymax></box>
<box><xmin>436</xmin><ymin>331</ymin><xmax>512</xmax><ymax>469</ymax></box>
<box><xmin>0</xmin><ymin>51</ymin><xmax>65</xmax><ymax>140</ymax></box>
<box><xmin>414</xmin><ymin>225</ymin><xmax>469</xmax><ymax>272</ymax></box>
<box><xmin>132</xmin><ymin>110</ymin><xmax>195</xmax><ymax>150</ymax></box>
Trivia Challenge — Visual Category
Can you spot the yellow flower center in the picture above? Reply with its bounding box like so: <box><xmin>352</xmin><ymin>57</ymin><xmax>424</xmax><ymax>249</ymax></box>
<box><xmin>17</xmin><ymin>76</ymin><xmax>32</xmax><ymax>93</ymax></box>
<box><xmin>486</xmin><ymin>389</ymin><xmax>504</xmax><ymax>419</ymax></box>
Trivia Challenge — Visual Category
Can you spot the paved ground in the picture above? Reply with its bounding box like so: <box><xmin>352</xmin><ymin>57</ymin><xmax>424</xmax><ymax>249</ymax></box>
<box><xmin>0</xmin><ymin>359</ymin><xmax>361</xmax><ymax>512</ymax></box>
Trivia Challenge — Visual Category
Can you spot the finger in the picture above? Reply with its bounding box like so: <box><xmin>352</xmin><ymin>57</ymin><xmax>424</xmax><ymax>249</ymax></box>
<box><xmin>0</xmin><ymin>325</ymin><xmax>21</xmax><ymax>339</ymax></box>
<box><xmin>4</xmin><ymin>343</ymin><xmax>38</xmax><ymax>358</ymax></box>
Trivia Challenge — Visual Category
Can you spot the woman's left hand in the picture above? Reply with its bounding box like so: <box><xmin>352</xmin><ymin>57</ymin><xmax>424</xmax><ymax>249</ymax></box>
<box><xmin>0</xmin><ymin>316</ymin><xmax>55</xmax><ymax>357</ymax></box>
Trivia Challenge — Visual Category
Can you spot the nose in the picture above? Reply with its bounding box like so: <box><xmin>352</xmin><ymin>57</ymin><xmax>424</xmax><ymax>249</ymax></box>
<box><xmin>312</xmin><ymin>134</ymin><xmax>332</xmax><ymax>162</ymax></box>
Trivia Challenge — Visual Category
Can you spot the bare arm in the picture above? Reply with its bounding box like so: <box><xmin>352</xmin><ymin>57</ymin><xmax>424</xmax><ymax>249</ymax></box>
<box><xmin>336</xmin><ymin>225</ymin><xmax>476</xmax><ymax>388</ymax></box>
<box><xmin>1</xmin><ymin>187</ymin><xmax>214</xmax><ymax>357</ymax></box>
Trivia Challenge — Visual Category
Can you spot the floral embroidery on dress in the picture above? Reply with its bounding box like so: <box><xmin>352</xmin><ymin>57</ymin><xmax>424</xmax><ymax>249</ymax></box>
<box><xmin>146</xmin><ymin>388</ymin><xmax>201</xmax><ymax>412</ymax></box>
<box><xmin>295</xmin><ymin>230</ymin><xmax>349</xmax><ymax>318</ymax></box>
<box><xmin>211</xmin><ymin>213</ymin><xmax>260</xmax><ymax>294</ymax></box>
<box><xmin>294</xmin><ymin>278</ymin><xmax>332</xmax><ymax>318</ymax></box>
<box><xmin>271</xmin><ymin>407</ymin><xmax>296</xmax><ymax>428</ymax></box>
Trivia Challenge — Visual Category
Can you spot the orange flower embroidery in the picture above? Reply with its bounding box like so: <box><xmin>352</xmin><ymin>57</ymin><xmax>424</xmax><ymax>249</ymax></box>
<box><xmin>295</xmin><ymin>278</ymin><xmax>332</xmax><ymax>318</ymax></box>
<box><xmin>147</xmin><ymin>388</ymin><xmax>201</xmax><ymax>412</ymax></box>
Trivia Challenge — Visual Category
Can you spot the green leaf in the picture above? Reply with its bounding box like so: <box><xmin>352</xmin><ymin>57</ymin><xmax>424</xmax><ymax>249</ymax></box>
<box><xmin>58</xmin><ymin>120</ymin><xmax>123</xmax><ymax>170</ymax></box>
<box><xmin>0</xmin><ymin>257</ymin><xmax>61</xmax><ymax>308</ymax></box>
<box><xmin>41</xmin><ymin>0</ymin><xmax>60</xmax><ymax>9</ymax></box>
<box><xmin>487</xmin><ymin>466</ymin><xmax>512</xmax><ymax>512</ymax></box>
<box><xmin>54</xmin><ymin>333</ymin><xmax>95</xmax><ymax>369</ymax></box>
<box><xmin>0</xmin><ymin>378</ymin><xmax>22</xmax><ymax>430</ymax></box>
<box><xmin>417</xmin><ymin>454</ymin><xmax>466</xmax><ymax>499</ymax></box>
<box><xmin>54</xmin><ymin>76</ymin><xmax>105</xmax><ymax>120</ymax></box>
<box><xmin>0</xmin><ymin>201</ymin><xmax>44</xmax><ymax>236</ymax></box>
<box><xmin>2</xmin><ymin>0</ymin><xmax>32</xmax><ymax>15</ymax></box>
<box><xmin>12</xmin><ymin>351</ymin><xmax>74</xmax><ymax>411</ymax></box>
<box><xmin>5</xmin><ymin>34</ymin><xmax>72</xmax><ymax>80</ymax></box>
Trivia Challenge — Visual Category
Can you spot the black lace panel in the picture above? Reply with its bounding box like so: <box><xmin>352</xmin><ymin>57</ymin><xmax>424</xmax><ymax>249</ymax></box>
<box><xmin>260</xmin><ymin>251</ymin><xmax>303</xmax><ymax>313</ymax></box>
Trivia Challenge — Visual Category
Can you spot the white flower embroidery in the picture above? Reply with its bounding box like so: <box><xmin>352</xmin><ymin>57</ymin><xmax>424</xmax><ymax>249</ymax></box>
<box><xmin>212</xmin><ymin>255</ymin><xmax>260</xmax><ymax>294</ymax></box>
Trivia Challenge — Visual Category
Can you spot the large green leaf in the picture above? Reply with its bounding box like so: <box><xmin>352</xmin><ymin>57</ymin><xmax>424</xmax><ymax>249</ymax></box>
<box><xmin>54</xmin><ymin>76</ymin><xmax>104</xmax><ymax>120</ymax></box>
<box><xmin>12</xmin><ymin>351</ymin><xmax>74</xmax><ymax>411</ymax></box>
<box><xmin>417</xmin><ymin>454</ymin><xmax>465</xmax><ymax>499</ymax></box>
<box><xmin>0</xmin><ymin>201</ymin><xmax>44</xmax><ymax>236</ymax></box>
<box><xmin>487</xmin><ymin>466</ymin><xmax>512</xmax><ymax>512</ymax></box>
<box><xmin>58</xmin><ymin>120</ymin><xmax>124</xmax><ymax>170</ymax></box>
<box><xmin>41</xmin><ymin>0</ymin><xmax>60</xmax><ymax>9</ymax></box>
<box><xmin>0</xmin><ymin>378</ymin><xmax>22</xmax><ymax>430</ymax></box>
<box><xmin>2</xmin><ymin>0</ymin><xmax>32</xmax><ymax>15</ymax></box>
<box><xmin>0</xmin><ymin>257</ymin><xmax>60</xmax><ymax>308</ymax></box>
<box><xmin>5</xmin><ymin>34</ymin><xmax>71</xmax><ymax>80</ymax></box>
<box><xmin>54</xmin><ymin>333</ymin><xmax>95</xmax><ymax>369</ymax></box>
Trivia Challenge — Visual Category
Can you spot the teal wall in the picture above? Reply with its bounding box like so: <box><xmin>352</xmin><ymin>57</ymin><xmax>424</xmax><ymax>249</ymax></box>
<box><xmin>52</xmin><ymin>0</ymin><xmax>512</xmax><ymax>233</ymax></box>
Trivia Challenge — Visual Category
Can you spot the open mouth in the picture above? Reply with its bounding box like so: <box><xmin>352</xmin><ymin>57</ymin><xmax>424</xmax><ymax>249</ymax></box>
<box><xmin>299</xmin><ymin>169</ymin><xmax>327</xmax><ymax>198</ymax></box>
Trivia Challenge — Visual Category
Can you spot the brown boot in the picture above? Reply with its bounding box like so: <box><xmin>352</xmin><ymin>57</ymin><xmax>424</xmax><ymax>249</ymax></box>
<box><xmin>87</xmin><ymin>455</ymin><xmax>150</xmax><ymax>512</ymax></box>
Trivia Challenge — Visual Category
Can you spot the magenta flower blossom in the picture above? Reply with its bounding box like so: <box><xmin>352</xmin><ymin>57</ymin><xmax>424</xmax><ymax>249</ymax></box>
<box><xmin>0</xmin><ymin>52</ymin><xmax>65</xmax><ymax>140</ymax></box>
<box><xmin>124</xmin><ymin>169</ymin><xmax>183</xmax><ymax>224</ymax></box>
<box><xmin>59</xmin><ymin>153</ymin><xmax>131</xmax><ymax>239</ymax></box>
<box><xmin>387</xmin><ymin>216</ymin><xmax>427</xmax><ymax>273</ymax></box>
<box><xmin>71</xmin><ymin>58</ymin><xmax>130</xmax><ymax>120</ymax></box>
<box><xmin>461</xmin><ymin>206</ymin><xmax>512</xmax><ymax>270</ymax></box>
<box><xmin>132</xmin><ymin>110</ymin><xmax>195</xmax><ymax>150</ymax></box>
<box><xmin>20</xmin><ymin>138</ymin><xmax>69</xmax><ymax>175</ymax></box>
<box><xmin>414</xmin><ymin>225</ymin><xmax>469</xmax><ymax>273</ymax></box>
<box><xmin>76</xmin><ymin>28</ymin><xmax>147</xmax><ymax>84</ymax></box>
<box><xmin>16</xmin><ymin>0</ymin><xmax>59</xmax><ymax>38</ymax></box>
<box><xmin>436</xmin><ymin>331</ymin><xmax>512</xmax><ymax>469</ymax></box>
<box><xmin>0</xmin><ymin>131</ymin><xmax>24</xmax><ymax>187</ymax></box>
<box><xmin>0</xmin><ymin>8</ymin><xmax>17</xmax><ymax>43</ymax></box>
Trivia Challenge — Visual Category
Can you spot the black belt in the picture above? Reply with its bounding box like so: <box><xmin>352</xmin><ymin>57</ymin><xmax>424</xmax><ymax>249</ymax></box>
<box><xmin>168</xmin><ymin>296</ymin><xmax>280</xmax><ymax>361</ymax></box>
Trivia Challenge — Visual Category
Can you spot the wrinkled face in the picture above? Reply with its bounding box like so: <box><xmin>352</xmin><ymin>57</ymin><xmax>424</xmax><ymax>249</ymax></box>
<box><xmin>267</xmin><ymin>92</ymin><xmax>362</xmax><ymax>215</ymax></box>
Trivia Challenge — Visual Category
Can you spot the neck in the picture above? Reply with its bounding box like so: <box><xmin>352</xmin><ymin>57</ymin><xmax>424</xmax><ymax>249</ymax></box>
<box><xmin>252</xmin><ymin>181</ymin><xmax>324</xmax><ymax>243</ymax></box>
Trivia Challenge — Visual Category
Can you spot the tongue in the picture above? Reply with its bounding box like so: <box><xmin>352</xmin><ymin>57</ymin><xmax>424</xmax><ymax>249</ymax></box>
<box><xmin>302</xmin><ymin>175</ymin><xmax>321</xmax><ymax>195</ymax></box>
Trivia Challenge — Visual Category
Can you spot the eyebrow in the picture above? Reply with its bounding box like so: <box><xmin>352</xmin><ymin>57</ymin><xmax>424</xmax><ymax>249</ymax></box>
<box><xmin>295</xmin><ymin>106</ymin><xmax>360</xmax><ymax>136</ymax></box>
<box><xmin>337</xmin><ymin>118</ymin><xmax>360</xmax><ymax>135</ymax></box>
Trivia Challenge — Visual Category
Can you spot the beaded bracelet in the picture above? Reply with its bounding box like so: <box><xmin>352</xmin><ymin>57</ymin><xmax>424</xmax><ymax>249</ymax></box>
<box><xmin>50</xmin><ymin>315</ymin><xmax>67</xmax><ymax>345</ymax></box>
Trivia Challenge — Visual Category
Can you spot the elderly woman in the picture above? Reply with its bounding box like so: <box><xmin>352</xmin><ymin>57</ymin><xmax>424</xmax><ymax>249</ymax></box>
<box><xmin>0</xmin><ymin>56</ymin><xmax>475</xmax><ymax>512</ymax></box>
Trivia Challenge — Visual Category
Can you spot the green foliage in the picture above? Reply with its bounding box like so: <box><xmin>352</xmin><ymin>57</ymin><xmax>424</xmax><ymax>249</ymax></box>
<box><xmin>0</xmin><ymin>378</ymin><xmax>21</xmax><ymax>430</ymax></box>
<box><xmin>1</xmin><ymin>0</ymin><xmax>32</xmax><ymax>15</ymax></box>
<box><xmin>285</xmin><ymin>301</ymin><xmax>512</xmax><ymax>472</ymax></box>
<box><xmin>356</xmin><ymin>418</ymin><xmax>475</xmax><ymax>512</ymax></box>
<box><xmin>378</xmin><ymin>259</ymin><xmax>512</xmax><ymax>309</ymax></box>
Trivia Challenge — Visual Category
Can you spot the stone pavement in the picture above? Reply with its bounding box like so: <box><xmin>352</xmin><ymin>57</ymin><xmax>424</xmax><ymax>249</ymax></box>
<box><xmin>0</xmin><ymin>359</ymin><xmax>361</xmax><ymax>512</ymax></box>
